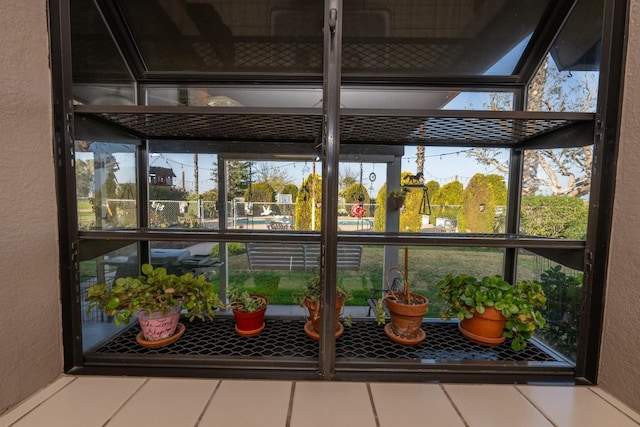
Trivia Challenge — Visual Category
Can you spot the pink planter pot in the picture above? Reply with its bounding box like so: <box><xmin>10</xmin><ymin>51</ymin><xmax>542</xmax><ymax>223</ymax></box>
<box><xmin>136</xmin><ymin>306</ymin><xmax>181</xmax><ymax>341</ymax></box>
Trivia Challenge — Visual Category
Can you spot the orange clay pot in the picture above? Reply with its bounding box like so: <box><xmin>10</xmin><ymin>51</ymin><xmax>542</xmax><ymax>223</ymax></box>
<box><xmin>459</xmin><ymin>306</ymin><xmax>507</xmax><ymax>346</ymax></box>
<box><xmin>384</xmin><ymin>293</ymin><xmax>429</xmax><ymax>345</ymax></box>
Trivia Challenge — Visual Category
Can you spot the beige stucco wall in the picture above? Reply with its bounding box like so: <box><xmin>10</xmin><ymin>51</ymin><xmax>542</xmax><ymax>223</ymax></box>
<box><xmin>599</xmin><ymin>0</ymin><xmax>640</xmax><ymax>414</ymax></box>
<box><xmin>0</xmin><ymin>0</ymin><xmax>62</xmax><ymax>414</ymax></box>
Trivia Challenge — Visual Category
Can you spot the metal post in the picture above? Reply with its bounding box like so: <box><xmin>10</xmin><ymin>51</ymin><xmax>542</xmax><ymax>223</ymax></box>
<box><xmin>319</xmin><ymin>0</ymin><xmax>342</xmax><ymax>379</ymax></box>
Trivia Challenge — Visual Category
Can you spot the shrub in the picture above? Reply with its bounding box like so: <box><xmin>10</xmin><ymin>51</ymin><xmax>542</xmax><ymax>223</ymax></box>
<box><xmin>209</xmin><ymin>242</ymin><xmax>246</xmax><ymax>258</ymax></box>
<box><xmin>520</xmin><ymin>196</ymin><xmax>588</xmax><ymax>239</ymax></box>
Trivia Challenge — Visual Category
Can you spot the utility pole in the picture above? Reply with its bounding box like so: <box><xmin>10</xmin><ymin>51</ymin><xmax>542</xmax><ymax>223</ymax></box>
<box><xmin>193</xmin><ymin>154</ymin><xmax>199</xmax><ymax>194</ymax></box>
<box><xmin>311</xmin><ymin>161</ymin><xmax>316</xmax><ymax>231</ymax></box>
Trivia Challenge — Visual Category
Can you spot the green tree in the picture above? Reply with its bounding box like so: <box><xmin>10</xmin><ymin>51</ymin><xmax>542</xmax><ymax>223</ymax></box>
<box><xmin>280</xmin><ymin>183</ymin><xmax>298</xmax><ymax>200</ymax></box>
<box><xmin>431</xmin><ymin>180</ymin><xmax>463</xmax><ymax>224</ymax></box>
<box><xmin>254</xmin><ymin>162</ymin><xmax>292</xmax><ymax>193</ymax></box>
<box><xmin>486</xmin><ymin>174</ymin><xmax>507</xmax><ymax>206</ymax></box>
<box><xmin>339</xmin><ymin>166</ymin><xmax>359</xmax><ymax>193</ymax></box>
<box><xmin>295</xmin><ymin>173</ymin><xmax>322</xmax><ymax>230</ymax></box>
<box><xmin>344</xmin><ymin>183</ymin><xmax>370</xmax><ymax>204</ymax></box>
<box><xmin>75</xmin><ymin>158</ymin><xmax>94</xmax><ymax>198</ymax></box>
<box><xmin>458</xmin><ymin>174</ymin><xmax>495</xmax><ymax>233</ymax></box>
<box><xmin>278</xmin><ymin>183</ymin><xmax>298</xmax><ymax>216</ymax></box>
<box><xmin>469</xmin><ymin>56</ymin><xmax>596</xmax><ymax>197</ymax></box>
<box><xmin>200</xmin><ymin>188</ymin><xmax>219</xmax><ymax>218</ymax></box>
<box><xmin>149</xmin><ymin>186</ymin><xmax>188</xmax><ymax>201</ymax></box>
<box><xmin>373</xmin><ymin>183</ymin><xmax>387</xmax><ymax>231</ymax></box>
<box><xmin>425</xmin><ymin>180</ymin><xmax>440</xmax><ymax>201</ymax></box>
<box><xmin>212</xmin><ymin>160</ymin><xmax>252</xmax><ymax>199</ymax></box>
<box><xmin>116</xmin><ymin>182</ymin><xmax>136</xmax><ymax>200</ymax></box>
<box><xmin>398</xmin><ymin>172</ymin><xmax>423</xmax><ymax>231</ymax></box>
<box><xmin>244</xmin><ymin>182</ymin><xmax>275</xmax><ymax>216</ymax></box>
<box><xmin>244</xmin><ymin>182</ymin><xmax>275</xmax><ymax>202</ymax></box>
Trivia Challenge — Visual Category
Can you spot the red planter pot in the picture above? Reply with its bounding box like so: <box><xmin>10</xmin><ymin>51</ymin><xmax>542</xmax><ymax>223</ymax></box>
<box><xmin>232</xmin><ymin>294</ymin><xmax>268</xmax><ymax>337</ymax></box>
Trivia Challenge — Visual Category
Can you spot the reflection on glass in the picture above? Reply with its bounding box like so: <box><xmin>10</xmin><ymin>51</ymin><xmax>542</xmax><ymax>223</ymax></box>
<box><xmin>80</xmin><ymin>244</ymin><xmax>138</xmax><ymax>350</ymax></box>
<box><xmin>527</xmin><ymin>53</ymin><xmax>599</xmax><ymax>113</ymax></box>
<box><xmin>75</xmin><ymin>141</ymin><xmax>137</xmax><ymax>229</ymax></box>
<box><xmin>517</xmin><ymin>249</ymin><xmax>583</xmax><ymax>362</ymax></box>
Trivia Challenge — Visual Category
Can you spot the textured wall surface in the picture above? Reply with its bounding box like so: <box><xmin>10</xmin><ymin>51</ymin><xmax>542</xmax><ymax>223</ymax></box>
<box><xmin>599</xmin><ymin>0</ymin><xmax>640</xmax><ymax>414</ymax></box>
<box><xmin>0</xmin><ymin>0</ymin><xmax>62</xmax><ymax>414</ymax></box>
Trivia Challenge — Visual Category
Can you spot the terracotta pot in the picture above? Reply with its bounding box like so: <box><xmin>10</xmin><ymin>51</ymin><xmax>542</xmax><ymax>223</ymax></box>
<box><xmin>304</xmin><ymin>295</ymin><xmax>345</xmax><ymax>340</ymax></box>
<box><xmin>384</xmin><ymin>293</ymin><xmax>429</xmax><ymax>345</ymax></box>
<box><xmin>232</xmin><ymin>294</ymin><xmax>268</xmax><ymax>337</ymax></box>
<box><xmin>136</xmin><ymin>305</ymin><xmax>181</xmax><ymax>341</ymax></box>
<box><xmin>459</xmin><ymin>306</ymin><xmax>507</xmax><ymax>346</ymax></box>
<box><xmin>388</xmin><ymin>196</ymin><xmax>406</xmax><ymax>210</ymax></box>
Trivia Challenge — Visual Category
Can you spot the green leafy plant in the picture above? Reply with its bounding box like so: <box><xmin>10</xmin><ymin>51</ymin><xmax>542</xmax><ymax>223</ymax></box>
<box><xmin>85</xmin><ymin>263</ymin><xmax>224</xmax><ymax>326</ymax></box>
<box><xmin>535</xmin><ymin>265</ymin><xmax>583</xmax><ymax>361</ymax></box>
<box><xmin>436</xmin><ymin>274</ymin><xmax>547</xmax><ymax>351</ymax></box>
<box><xmin>227</xmin><ymin>287</ymin><xmax>268</xmax><ymax>313</ymax></box>
<box><xmin>294</xmin><ymin>268</ymin><xmax>353</xmax><ymax>326</ymax></box>
<box><xmin>388</xmin><ymin>188</ymin><xmax>408</xmax><ymax>199</ymax></box>
<box><xmin>294</xmin><ymin>269</ymin><xmax>351</xmax><ymax>305</ymax></box>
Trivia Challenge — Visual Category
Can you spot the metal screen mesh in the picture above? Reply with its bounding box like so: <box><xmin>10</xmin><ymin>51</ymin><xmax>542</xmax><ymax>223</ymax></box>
<box><xmin>88</xmin><ymin>318</ymin><xmax>561</xmax><ymax>363</ymax></box>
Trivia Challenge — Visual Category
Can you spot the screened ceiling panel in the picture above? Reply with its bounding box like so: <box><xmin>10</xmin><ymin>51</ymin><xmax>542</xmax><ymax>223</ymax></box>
<box><xmin>74</xmin><ymin>105</ymin><xmax>594</xmax><ymax>148</ymax></box>
<box><xmin>71</xmin><ymin>0</ymin><xmax>133</xmax><ymax>83</ymax></box>
<box><xmin>100</xmin><ymin>0</ymin><xmax>559</xmax><ymax>79</ymax></box>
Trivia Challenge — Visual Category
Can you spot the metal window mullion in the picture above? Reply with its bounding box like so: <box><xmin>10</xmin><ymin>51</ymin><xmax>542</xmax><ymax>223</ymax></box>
<box><xmin>319</xmin><ymin>0</ymin><xmax>342</xmax><ymax>379</ymax></box>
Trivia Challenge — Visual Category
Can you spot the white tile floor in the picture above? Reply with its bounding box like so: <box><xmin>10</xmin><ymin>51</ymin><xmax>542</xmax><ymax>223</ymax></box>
<box><xmin>1</xmin><ymin>376</ymin><xmax>639</xmax><ymax>427</ymax></box>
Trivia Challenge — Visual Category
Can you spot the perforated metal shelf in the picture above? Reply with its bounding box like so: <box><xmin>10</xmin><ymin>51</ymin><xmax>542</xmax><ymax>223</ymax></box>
<box><xmin>75</xmin><ymin>105</ymin><xmax>594</xmax><ymax>148</ymax></box>
<box><xmin>86</xmin><ymin>318</ymin><xmax>567</xmax><ymax>366</ymax></box>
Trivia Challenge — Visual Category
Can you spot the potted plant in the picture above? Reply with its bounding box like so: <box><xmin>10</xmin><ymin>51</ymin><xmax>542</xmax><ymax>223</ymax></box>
<box><xmin>85</xmin><ymin>263</ymin><xmax>224</xmax><ymax>348</ymax></box>
<box><xmin>436</xmin><ymin>274</ymin><xmax>547</xmax><ymax>351</ymax></box>
<box><xmin>387</xmin><ymin>188</ymin><xmax>408</xmax><ymax>210</ymax></box>
<box><xmin>295</xmin><ymin>268</ymin><xmax>352</xmax><ymax>341</ymax></box>
<box><xmin>227</xmin><ymin>287</ymin><xmax>269</xmax><ymax>337</ymax></box>
<box><xmin>374</xmin><ymin>248</ymin><xmax>429</xmax><ymax>345</ymax></box>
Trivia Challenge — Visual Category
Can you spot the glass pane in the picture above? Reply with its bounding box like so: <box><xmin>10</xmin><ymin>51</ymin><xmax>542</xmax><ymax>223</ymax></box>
<box><xmin>71</xmin><ymin>0</ymin><xmax>134</xmax><ymax>102</ymax></box>
<box><xmin>118</xmin><ymin>0</ymin><xmax>324</xmax><ymax>75</ymax></box>
<box><xmin>550</xmin><ymin>0</ymin><xmax>603</xmax><ymax>74</ymax></box>
<box><xmin>80</xmin><ymin>243</ymin><xmax>139</xmax><ymax>350</ymax></box>
<box><xmin>76</xmin><ymin>141</ymin><xmax>137</xmax><ymax>229</ymax></box>
<box><xmin>528</xmin><ymin>0</ymin><xmax>602</xmax><ymax>113</ymax></box>
<box><xmin>519</xmin><ymin>148</ymin><xmax>591</xmax><ymax>239</ymax></box>
<box><xmin>527</xmin><ymin>53</ymin><xmax>599</xmax><ymax>113</ymax></box>
<box><xmin>144</xmin><ymin>86</ymin><xmax>515</xmax><ymax>110</ymax></box>
<box><xmin>517</xmin><ymin>249</ymin><xmax>583</xmax><ymax>362</ymax></box>
<box><xmin>345</xmin><ymin>147</ymin><xmax>509</xmax><ymax>234</ymax></box>
<box><xmin>145</xmin><ymin>86</ymin><xmax>322</xmax><ymax>108</ymax></box>
<box><xmin>342</xmin><ymin>0</ymin><xmax>551</xmax><ymax>77</ymax></box>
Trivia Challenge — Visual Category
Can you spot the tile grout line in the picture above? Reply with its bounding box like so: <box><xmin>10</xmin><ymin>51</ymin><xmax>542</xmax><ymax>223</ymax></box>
<box><xmin>193</xmin><ymin>379</ymin><xmax>223</xmax><ymax>427</ymax></box>
<box><xmin>587</xmin><ymin>387</ymin><xmax>640</xmax><ymax>425</ymax></box>
<box><xmin>365</xmin><ymin>383</ymin><xmax>381</xmax><ymax>427</ymax></box>
<box><xmin>513</xmin><ymin>385</ymin><xmax>557</xmax><ymax>427</ymax></box>
<box><xmin>285</xmin><ymin>381</ymin><xmax>296</xmax><ymax>427</ymax></box>
<box><xmin>102</xmin><ymin>378</ymin><xmax>149</xmax><ymax>427</ymax></box>
<box><xmin>439</xmin><ymin>384</ymin><xmax>470</xmax><ymax>427</ymax></box>
<box><xmin>7</xmin><ymin>376</ymin><xmax>78</xmax><ymax>427</ymax></box>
